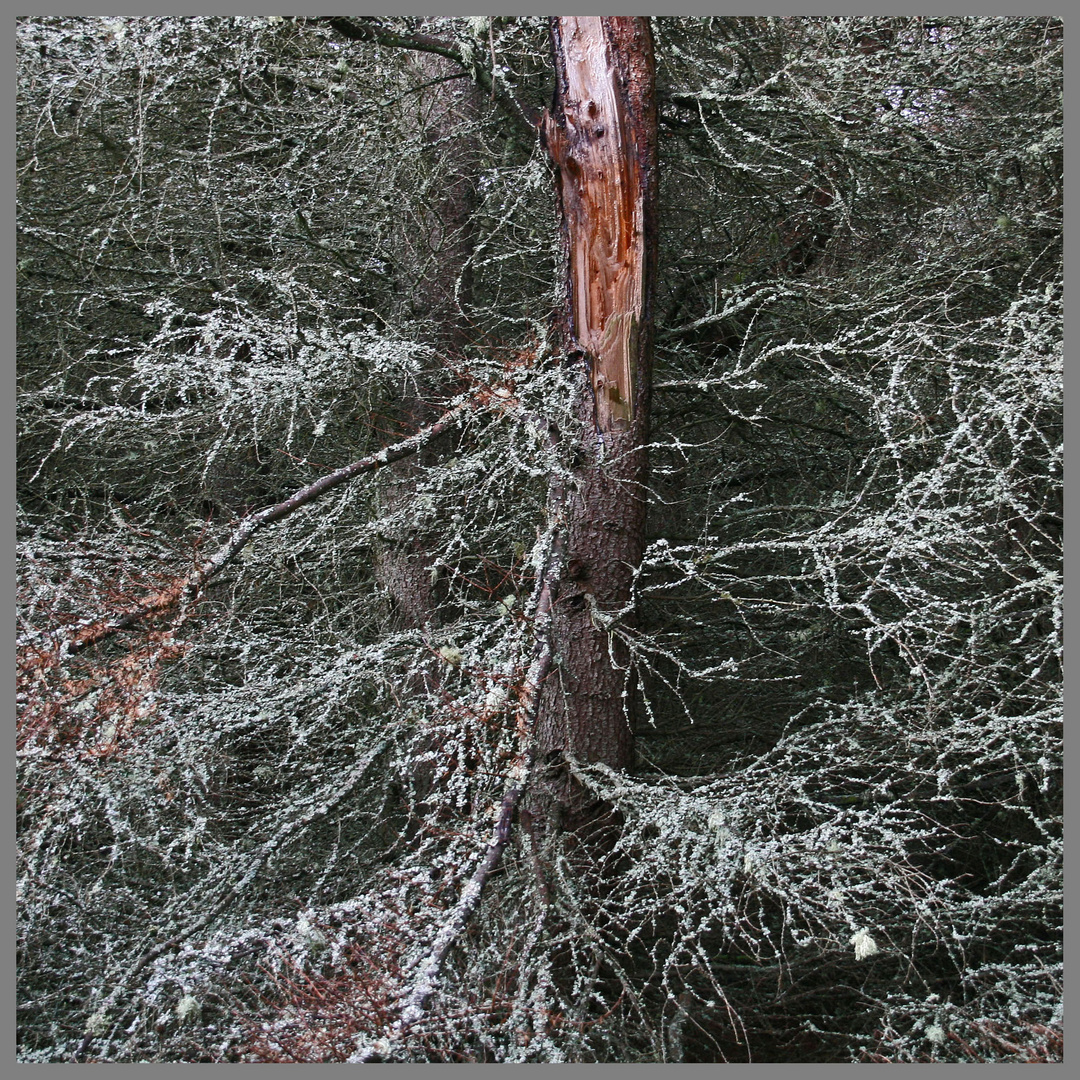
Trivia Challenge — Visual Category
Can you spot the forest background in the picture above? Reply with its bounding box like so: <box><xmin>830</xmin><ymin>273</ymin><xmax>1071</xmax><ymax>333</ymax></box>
<box><xmin>16</xmin><ymin>14</ymin><xmax>1062</xmax><ymax>1063</ymax></box>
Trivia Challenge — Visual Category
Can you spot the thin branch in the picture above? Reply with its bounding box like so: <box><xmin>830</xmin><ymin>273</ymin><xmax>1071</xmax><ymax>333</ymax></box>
<box><xmin>312</xmin><ymin>16</ymin><xmax>540</xmax><ymax>141</ymax></box>
<box><xmin>349</xmin><ymin>417</ymin><xmax>568</xmax><ymax>1060</ymax></box>
<box><xmin>24</xmin><ymin>397</ymin><xmax>478</xmax><ymax>658</ymax></box>
<box><xmin>320</xmin><ymin>16</ymin><xmax>462</xmax><ymax>64</ymax></box>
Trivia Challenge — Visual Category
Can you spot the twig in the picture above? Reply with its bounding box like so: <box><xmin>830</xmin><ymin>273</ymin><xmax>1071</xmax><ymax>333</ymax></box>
<box><xmin>73</xmin><ymin>738</ymin><xmax>390</xmax><ymax>1062</ymax></box>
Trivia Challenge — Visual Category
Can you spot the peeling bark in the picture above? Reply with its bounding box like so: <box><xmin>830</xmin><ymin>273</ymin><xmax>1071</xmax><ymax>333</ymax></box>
<box><xmin>542</xmin><ymin>16</ymin><xmax>655</xmax><ymax>435</ymax></box>
<box><xmin>532</xmin><ymin>17</ymin><xmax>658</xmax><ymax>834</ymax></box>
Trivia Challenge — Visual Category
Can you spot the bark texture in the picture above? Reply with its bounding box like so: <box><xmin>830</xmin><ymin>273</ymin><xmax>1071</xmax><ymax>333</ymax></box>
<box><xmin>532</xmin><ymin>17</ymin><xmax>658</xmax><ymax>834</ymax></box>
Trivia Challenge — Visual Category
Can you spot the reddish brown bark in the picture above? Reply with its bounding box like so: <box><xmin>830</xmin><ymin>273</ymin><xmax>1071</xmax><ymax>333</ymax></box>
<box><xmin>532</xmin><ymin>17</ymin><xmax>658</xmax><ymax>834</ymax></box>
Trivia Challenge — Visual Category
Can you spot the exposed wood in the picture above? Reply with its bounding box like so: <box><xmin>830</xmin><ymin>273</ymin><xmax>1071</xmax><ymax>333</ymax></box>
<box><xmin>543</xmin><ymin>16</ymin><xmax>655</xmax><ymax>435</ymax></box>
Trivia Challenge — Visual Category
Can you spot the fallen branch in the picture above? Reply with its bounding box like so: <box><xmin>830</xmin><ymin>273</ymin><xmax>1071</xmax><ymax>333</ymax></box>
<box><xmin>25</xmin><ymin>397</ymin><xmax>478</xmax><ymax>658</ymax></box>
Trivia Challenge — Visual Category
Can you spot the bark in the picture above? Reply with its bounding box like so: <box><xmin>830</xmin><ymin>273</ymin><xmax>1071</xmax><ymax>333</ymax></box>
<box><xmin>531</xmin><ymin>17</ymin><xmax>658</xmax><ymax>835</ymax></box>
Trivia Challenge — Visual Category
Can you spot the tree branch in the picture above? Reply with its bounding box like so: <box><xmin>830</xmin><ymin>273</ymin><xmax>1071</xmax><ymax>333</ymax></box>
<box><xmin>320</xmin><ymin>16</ymin><xmax>462</xmax><ymax>64</ymax></box>
<box><xmin>312</xmin><ymin>16</ymin><xmax>540</xmax><ymax>142</ymax></box>
<box><xmin>71</xmin><ymin>736</ymin><xmax>391</xmax><ymax>1062</ymax></box>
<box><xmin>349</xmin><ymin>417</ymin><xmax>567</xmax><ymax>1060</ymax></box>
<box><xmin>24</xmin><ymin>397</ymin><xmax>478</xmax><ymax>657</ymax></box>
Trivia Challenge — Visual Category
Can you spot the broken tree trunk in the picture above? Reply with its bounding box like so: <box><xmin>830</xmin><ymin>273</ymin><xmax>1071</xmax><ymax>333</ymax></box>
<box><xmin>532</xmin><ymin>16</ymin><xmax>658</xmax><ymax>836</ymax></box>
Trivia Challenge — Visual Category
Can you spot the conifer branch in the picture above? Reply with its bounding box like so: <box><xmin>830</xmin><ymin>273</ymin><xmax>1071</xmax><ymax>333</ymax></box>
<box><xmin>351</xmin><ymin>419</ymin><xmax>568</xmax><ymax>1058</ymax></box>
<box><xmin>314</xmin><ymin>16</ymin><xmax>540</xmax><ymax>140</ymax></box>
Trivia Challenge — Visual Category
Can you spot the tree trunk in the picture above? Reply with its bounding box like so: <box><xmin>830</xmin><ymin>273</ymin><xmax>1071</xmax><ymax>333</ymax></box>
<box><xmin>531</xmin><ymin>17</ymin><xmax>658</xmax><ymax>836</ymax></box>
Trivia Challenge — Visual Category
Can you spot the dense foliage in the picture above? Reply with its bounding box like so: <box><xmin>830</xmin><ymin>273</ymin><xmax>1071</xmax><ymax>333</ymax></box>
<box><xmin>17</xmin><ymin>16</ymin><xmax>1061</xmax><ymax>1062</ymax></box>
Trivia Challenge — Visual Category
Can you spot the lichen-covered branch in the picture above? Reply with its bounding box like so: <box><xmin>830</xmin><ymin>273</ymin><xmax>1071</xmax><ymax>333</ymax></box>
<box><xmin>351</xmin><ymin>420</ymin><xmax>569</xmax><ymax>1057</ymax></box>
<box><xmin>316</xmin><ymin>16</ymin><xmax>539</xmax><ymax>141</ymax></box>
<box><xmin>26</xmin><ymin>397</ymin><xmax>478</xmax><ymax>657</ymax></box>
